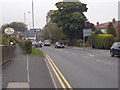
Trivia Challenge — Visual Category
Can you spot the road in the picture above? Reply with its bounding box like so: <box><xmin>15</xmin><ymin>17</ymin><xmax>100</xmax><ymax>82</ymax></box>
<box><xmin>41</xmin><ymin>45</ymin><xmax>118</xmax><ymax>88</ymax></box>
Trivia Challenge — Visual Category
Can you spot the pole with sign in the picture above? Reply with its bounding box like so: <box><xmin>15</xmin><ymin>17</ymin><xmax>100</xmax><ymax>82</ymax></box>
<box><xmin>83</xmin><ymin>29</ymin><xmax>92</xmax><ymax>48</ymax></box>
<box><xmin>4</xmin><ymin>28</ymin><xmax>15</xmax><ymax>46</ymax></box>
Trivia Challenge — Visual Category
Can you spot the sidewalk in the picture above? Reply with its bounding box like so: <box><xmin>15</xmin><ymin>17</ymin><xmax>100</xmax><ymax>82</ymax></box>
<box><xmin>2</xmin><ymin>44</ymin><xmax>54</xmax><ymax>88</ymax></box>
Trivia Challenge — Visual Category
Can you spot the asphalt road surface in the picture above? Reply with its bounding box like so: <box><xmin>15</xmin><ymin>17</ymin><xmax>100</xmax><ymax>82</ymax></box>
<box><xmin>41</xmin><ymin>45</ymin><xmax>118</xmax><ymax>88</ymax></box>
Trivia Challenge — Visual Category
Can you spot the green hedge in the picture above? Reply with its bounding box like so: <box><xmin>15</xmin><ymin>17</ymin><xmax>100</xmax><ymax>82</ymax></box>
<box><xmin>114</xmin><ymin>37</ymin><xmax>120</xmax><ymax>42</ymax></box>
<box><xmin>92</xmin><ymin>33</ymin><xmax>114</xmax><ymax>49</ymax></box>
<box><xmin>19</xmin><ymin>40</ymin><xmax>32</xmax><ymax>54</ymax></box>
<box><xmin>2</xmin><ymin>36</ymin><xmax>9</xmax><ymax>45</ymax></box>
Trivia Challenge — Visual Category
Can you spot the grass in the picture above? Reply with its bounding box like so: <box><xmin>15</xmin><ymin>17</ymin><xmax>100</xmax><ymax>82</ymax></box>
<box><xmin>30</xmin><ymin>48</ymin><xmax>44</xmax><ymax>57</ymax></box>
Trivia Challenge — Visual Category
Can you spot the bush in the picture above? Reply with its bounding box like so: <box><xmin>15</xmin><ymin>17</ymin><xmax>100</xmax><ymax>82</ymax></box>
<box><xmin>2</xmin><ymin>36</ymin><xmax>9</xmax><ymax>45</ymax></box>
<box><xmin>114</xmin><ymin>37</ymin><xmax>120</xmax><ymax>42</ymax></box>
<box><xmin>92</xmin><ymin>32</ymin><xmax>98</xmax><ymax>48</ymax></box>
<box><xmin>96</xmin><ymin>34</ymin><xmax>114</xmax><ymax>49</ymax></box>
<box><xmin>19</xmin><ymin>40</ymin><xmax>32</xmax><ymax>54</ymax></box>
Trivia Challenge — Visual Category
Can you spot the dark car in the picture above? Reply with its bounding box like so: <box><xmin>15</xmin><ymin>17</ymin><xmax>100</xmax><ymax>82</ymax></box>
<box><xmin>110</xmin><ymin>42</ymin><xmax>120</xmax><ymax>57</ymax></box>
<box><xmin>55</xmin><ymin>42</ymin><xmax>65</xmax><ymax>48</ymax></box>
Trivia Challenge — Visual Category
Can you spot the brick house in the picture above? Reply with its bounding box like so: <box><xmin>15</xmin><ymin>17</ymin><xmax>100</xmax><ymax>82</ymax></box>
<box><xmin>11</xmin><ymin>31</ymin><xmax>23</xmax><ymax>40</ymax></box>
<box><xmin>95</xmin><ymin>18</ymin><xmax>120</xmax><ymax>37</ymax></box>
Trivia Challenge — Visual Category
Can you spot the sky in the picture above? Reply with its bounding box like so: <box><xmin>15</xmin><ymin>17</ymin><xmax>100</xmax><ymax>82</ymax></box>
<box><xmin>0</xmin><ymin>0</ymin><xmax>119</xmax><ymax>29</ymax></box>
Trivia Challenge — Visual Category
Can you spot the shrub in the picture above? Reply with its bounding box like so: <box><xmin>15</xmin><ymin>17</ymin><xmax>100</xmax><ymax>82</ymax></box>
<box><xmin>96</xmin><ymin>34</ymin><xmax>114</xmax><ymax>49</ymax></box>
<box><xmin>2</xmin><ymin>36</ymin><xmax>9</xmax><ymax>45</ymax></box>
<box><xmin>19</xmin><ymin>40</ymin><xmax>32</xmax><ymax>54</ymax></box>
<box><xmin>114</xmin><ymin>37</ymin><xmax>120</xmax><ymax>42</ymax></box>
<box><xmin>92</xmin><ymin>32</ymin><xmax>98</xmax><ymax>48</ymax></box>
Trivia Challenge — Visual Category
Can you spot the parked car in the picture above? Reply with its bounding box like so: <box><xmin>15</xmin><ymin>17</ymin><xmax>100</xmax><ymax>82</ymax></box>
<box><xmin>110</xmin><ymin>42</ymin><xmax>120</xmax><ymax>57</ymax></box>
<box><xmin>35</xmin><ymin>42</ymin><xmax>42</xmax><ymax>47</ymax></box>
<box><xmin>44</xmin><ymin>40</ymin><xmax>51</xmax><ymax>46</ymax></box>
<box><xmin>55</xmin><ymin>42</ymin><xmax>65</xmax><ymax>48</ymax></box>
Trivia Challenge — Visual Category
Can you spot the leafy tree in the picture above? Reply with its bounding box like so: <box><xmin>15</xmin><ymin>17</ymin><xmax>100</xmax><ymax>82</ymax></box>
<box><xmin>43</xmin><ymin>23</ymin><xmax>66</xmax><ymax>42</ymax></box>
<box><xmin>106</xmin><ymin>22</ymin><xmax>116</xmax><ymax>37</ymax></box>
<box><xmin>51</xmin><ymin>1</ymin><xmax>88</xmax><ymax>41</ymax></box>
<box><xmin>2</xmin><ymin>22</ymin><xmax>27</xmax><ymax>34</ymax></box>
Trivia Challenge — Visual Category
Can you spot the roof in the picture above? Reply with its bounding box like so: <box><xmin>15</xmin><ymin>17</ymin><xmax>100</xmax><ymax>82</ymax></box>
<box><xmin>95</xmin><ymin>19</ymin><xmax>120</xmax><ymax>36</ymax></box>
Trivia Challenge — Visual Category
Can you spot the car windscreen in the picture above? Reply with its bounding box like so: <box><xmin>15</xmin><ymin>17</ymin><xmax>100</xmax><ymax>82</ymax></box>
<box><xmin>117</xmin><ymin>43</ymin><xmax>120</xmax><ymax>47</ymax></box>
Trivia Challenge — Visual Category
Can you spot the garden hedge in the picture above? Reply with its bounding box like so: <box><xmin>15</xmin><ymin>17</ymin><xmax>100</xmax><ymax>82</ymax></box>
<box><xmin>92</xmin><ymin>33</ymin><xmax>114</xmax><ymax>49</ymax></box>
<box><xmin>19</xmin><ymin>40</ymin><xmax>32</xmax><ymax>54</ymax></box>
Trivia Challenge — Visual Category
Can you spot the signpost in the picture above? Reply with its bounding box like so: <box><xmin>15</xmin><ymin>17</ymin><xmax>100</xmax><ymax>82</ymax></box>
<box><xmin>5</xmin><ymin>28</ymin><xmax>14</xmax><ymax>35</ymax></box>
<box><xmin>83</xmin><ymin>29</ymin><xmax>92</xmax><ymax>48</ymax></box>
<box><xmin>4</xmin><ymin>28</ymin><xmax>14</xmax><ymax>47</ymax></box>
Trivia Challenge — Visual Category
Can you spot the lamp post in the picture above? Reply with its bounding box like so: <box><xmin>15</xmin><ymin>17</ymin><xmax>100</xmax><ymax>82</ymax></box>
<box><xmin>32</xmin><ymin>0</ymin><xmax>35</xmax><ymax>40</ymax></box>
<box><xmin>24</xmin><ymin>12</ymin><xmax>31</xmax><ymax>25</ymax></box>
<box><xmin>32</xmin><ymin>0</ymin><xmax>35</xmax><ymax>32</ymax></box>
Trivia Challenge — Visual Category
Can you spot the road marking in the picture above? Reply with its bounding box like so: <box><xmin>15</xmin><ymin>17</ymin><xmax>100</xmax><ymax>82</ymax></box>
<box><xmin>7</xmin><ymin>82</ymin><xmax>29</xmax><ymax>88</ymax></box>
<box><xmin>27</xmin><ymin>55</ymin><xmax>30</xmax><ymax>83</ymax></box>
<box><xmin>45</xmin><ymin>58</ymin><xmax>58</xmax><ymax>88</ymax></box>
<box><xmin>46</xmin><ymin>55</ymin><xmax>67</xmax><ymax>90</ymax></box>
<box><xmin>88</xmin><ymin>53</ymin><xmax>95</xmax><ymax>57</ymax></box>
<box><xmin>46</xmin><ymin>55</ymin><xmax>73</xmax><ymax>90</ymax></box>
<box><xmin>96</xmin><ymin>60</ymin><xmax>113</xmax><ymax>65</ymax></box>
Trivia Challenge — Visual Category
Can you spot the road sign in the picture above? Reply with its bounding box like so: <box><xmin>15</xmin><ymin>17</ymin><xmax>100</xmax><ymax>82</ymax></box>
<box><xmin>4</xmin><ymin>28</ymin><xmax>14</xmax><ymax>35</ymax></box>
<box><xmin>83</xmin><ymin>29</ymin><xmax>92</xmax><ymax>37</ymax></box>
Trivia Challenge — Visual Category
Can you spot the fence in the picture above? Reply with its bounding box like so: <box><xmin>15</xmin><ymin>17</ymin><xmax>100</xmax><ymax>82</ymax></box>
<box><xmin>0</xmin><ymin>46</ymin><xmax>15</xmax><ymax>65</ymax></box>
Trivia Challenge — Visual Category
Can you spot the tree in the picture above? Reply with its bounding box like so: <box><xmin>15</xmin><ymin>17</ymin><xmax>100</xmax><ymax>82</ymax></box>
<box><xmin>2</xmin><ymin>22</ymin><xmax>27</xmax><ymax>34</ymax></box>
<box><xmin>43</xmin><ymin>23</ymin><xmax>66</xmax><ymax>42</ymax></box>
<box><xmin>106</xmin><ymin>22</ymin><xmax>116</xmax><ymax>37</ymax></box>
<box><xmin>51</xmin><ymin>1</ymin><xmax>88</xmax><ymax>41</ymax></box>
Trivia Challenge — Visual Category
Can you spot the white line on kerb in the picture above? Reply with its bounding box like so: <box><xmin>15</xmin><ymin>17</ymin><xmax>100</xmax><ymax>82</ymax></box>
<box><xmin>27</xmin><ymin>55</ymin><xmax>30</xmax><ymax>83</ymax></box>
<box><xmin>45</xmin><ymin>58</ymin><xmax>58</xmax><ymax>88</ymax></box>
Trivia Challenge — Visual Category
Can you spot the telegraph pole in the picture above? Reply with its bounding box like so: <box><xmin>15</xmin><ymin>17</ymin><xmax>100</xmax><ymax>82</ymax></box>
<box><xmin>32</xmin><ymin>0</ymin><xmax>35</xmax><ymax>32</ymax></box>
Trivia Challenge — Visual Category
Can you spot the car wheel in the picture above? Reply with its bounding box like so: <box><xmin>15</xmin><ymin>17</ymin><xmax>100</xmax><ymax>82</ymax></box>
<box><xmin>110</xmin><ymin>51</ymin><xmax>114</xmax><ymax>57</ymax></box>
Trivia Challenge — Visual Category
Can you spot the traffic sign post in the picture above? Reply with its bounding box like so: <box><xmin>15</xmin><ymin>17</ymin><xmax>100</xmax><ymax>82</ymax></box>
<box><xmin>83</xmin><ymin>29</ymin><xmax>92</xmax><ymax>48</ymax></box>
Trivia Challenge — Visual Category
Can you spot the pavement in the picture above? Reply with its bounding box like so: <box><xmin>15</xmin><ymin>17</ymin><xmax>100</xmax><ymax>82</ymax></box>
<box><xmin>2</xmin><ymin>44</ymin><xmax>54</xmax><ymax>89</ymax></box>
<box><xmin>41</xmin><ymin>45</ymin><xmax>118</xmax><ymax>89</ymax></box>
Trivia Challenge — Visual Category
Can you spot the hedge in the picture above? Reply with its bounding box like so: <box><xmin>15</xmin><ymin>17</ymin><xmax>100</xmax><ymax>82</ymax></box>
<box><xmin>114</xmin><ymin>37</ymin><xmax>120</xmax><ymax>42</ymax></box>
<box><xmin>96</xmin><ymin>34</ymin><xmax>114</xmax><ymax>49</ymax></box>
<box><xmin>92</xmin><ymin>33</ymin><xmax>114</xmax><ymax>49</ymax></box>
<box><xmin>19</xmin><ymin>40</ymin><xmax>32</xmax><ymax>54</ymax></box>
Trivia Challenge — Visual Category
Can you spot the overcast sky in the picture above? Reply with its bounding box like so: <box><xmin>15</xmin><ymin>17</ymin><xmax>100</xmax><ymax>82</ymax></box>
<box><xmin>0</xmin><ymin>0</ymin><xmax>119</xmax><ymax>29</ymax></box>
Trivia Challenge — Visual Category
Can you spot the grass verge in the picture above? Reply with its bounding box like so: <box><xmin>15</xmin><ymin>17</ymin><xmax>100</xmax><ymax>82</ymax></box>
<box><xmin>30</xmin><ymin>48</ymin><xmax>44</xmax><ymax>57</ymax></box>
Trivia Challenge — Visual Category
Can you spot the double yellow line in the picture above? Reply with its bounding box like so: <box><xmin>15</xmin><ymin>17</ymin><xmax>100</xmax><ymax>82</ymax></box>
<box><xmin>46</xmin><ymin>55</ymin><xmax>73</xmax><ymax>90</ymax></box>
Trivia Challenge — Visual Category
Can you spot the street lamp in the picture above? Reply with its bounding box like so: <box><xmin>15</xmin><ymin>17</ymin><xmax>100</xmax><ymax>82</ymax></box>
<box><xmin>24</xmin><ymin>12</ymin><xmax>31</xmax><ymax>25</ymax></box>
<box><xmin>32</xmin><ymin>0</ymin><xmax>35</xmax><ymax>32</ymax></box>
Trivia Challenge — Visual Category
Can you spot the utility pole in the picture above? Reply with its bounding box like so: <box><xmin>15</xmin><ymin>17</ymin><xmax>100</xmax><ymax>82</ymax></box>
<box><xmin>24</xmin><ymin>13</ymin><xmax>26</xmax><ymax>24</ymax></box>
<box><xmin>32</xmin><ymin>0</ymin><xmax>35</xmax><ymax>31</ymax></box>
<box><xmin>32</xmin><ymin>0</ymin><xmax>35</xmax><ymax>40</ymax></box>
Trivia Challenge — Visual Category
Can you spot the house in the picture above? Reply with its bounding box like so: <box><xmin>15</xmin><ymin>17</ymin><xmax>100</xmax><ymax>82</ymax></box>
<box><xmin>23</xmin><ymin>28</ymin><xmax>44</xmax><ymax>41</ymax></box>
<box><xmin>35</xmin><ymin>30</ymin><xmax>44</xmax><ymax>42</ymax></box>
<box><xmin>95</xmin><ymin>18</ymin><xmax>120</xmax><ymax>37</ymax></box>
<box><xmin>11</xmin><ymin>31</ymin><xmax>23</xmax><ymax>40</ymax></box>
<box><xmin>23</xmin><ymin>30</ymin><xmax>36</xmax><ymax>40</ymax></box>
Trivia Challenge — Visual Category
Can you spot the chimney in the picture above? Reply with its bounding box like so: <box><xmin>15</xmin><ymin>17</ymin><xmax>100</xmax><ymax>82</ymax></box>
<box><xmin>112</xmin><ymin>18</ymin><xmax>116</xmax><ymax>23</ymax></box>
<box><xmin>97</xmin><ymin>22</ymin><xmax>99</xmax><ymax>25</ymax></box>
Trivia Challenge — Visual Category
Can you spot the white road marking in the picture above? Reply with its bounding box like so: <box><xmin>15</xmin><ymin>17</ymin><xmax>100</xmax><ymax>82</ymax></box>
<box><xmin>73</xmin><ymin>47</ymin><xmax>83</xmax><ymax>49</ymax></box>
<box><xmin>27</xmin><ymin>55</ymin><xmax>30</xmax><ymax>83</ymax></box>
<box><xmin>88</xmin><ymin>53</ymin><xmax>95</xmax><ymax>57</ymax></box>
<box><xmin>7</xmin><ymin>82</ymin><xmax>29</xmax><ymax>88</ymax></box>
<box><xmin>45</xmin><ymin>58</ymin><xmax>58</xmax><ymax>88</ymax></box>
<box><xmin>81</xmin><ymin>56</ymin><xmax>90</xmax><ymax>59</ymax></box>
<box><xmin>96</xmin><ymin>60</ymin><xmax>114</xmax><ymax>65</ymax></box>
